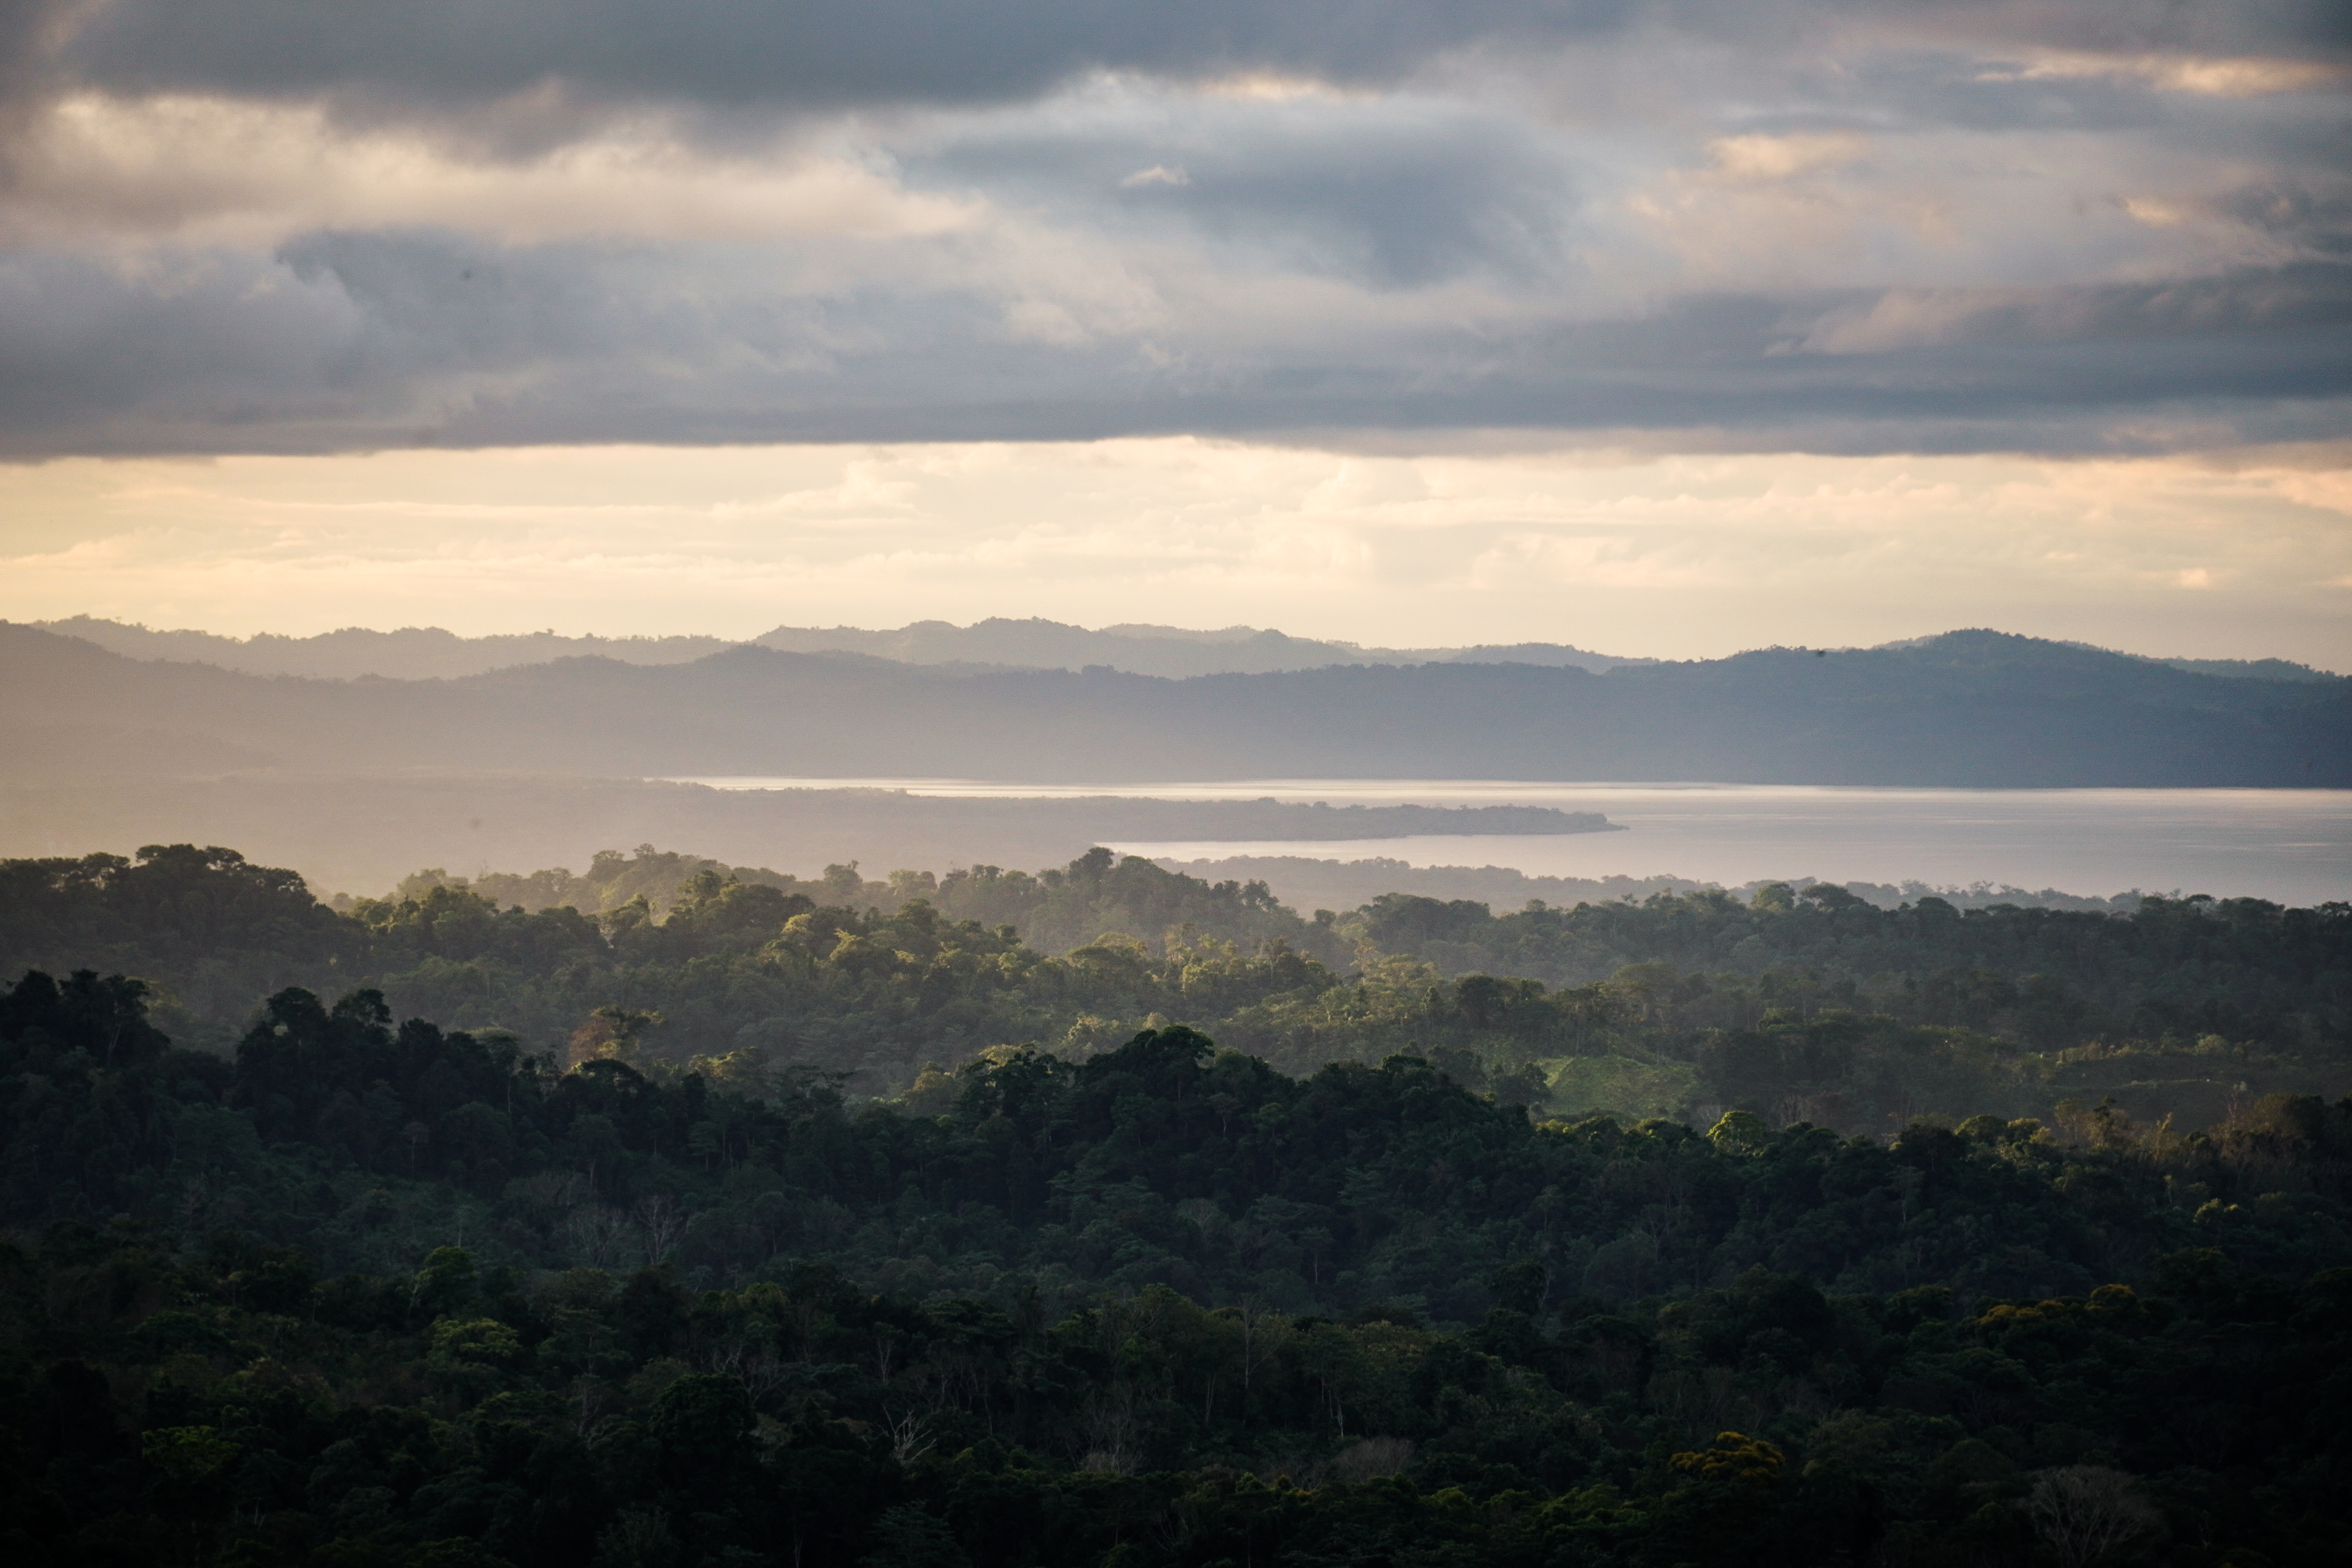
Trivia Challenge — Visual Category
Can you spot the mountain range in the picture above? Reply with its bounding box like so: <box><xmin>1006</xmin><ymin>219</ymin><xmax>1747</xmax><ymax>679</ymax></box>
<box><xmin>33</xmin><ymin>615</ymin><xmax>1659</xmax><ymax>681</ymax></box>
<box><xmin>4</xmin><ymin>621</ymin><xmax>2341</xmax><ymax>894</ymax></box>
<box><xmin>38</xmin><ymin>614</ymin><xmax>2338</xmax><ymax>684</ymax></box>
<box><xmin>3</xmin><ymin>622</ymin><xmax>2342</xmax><ymax>788</ymax></box>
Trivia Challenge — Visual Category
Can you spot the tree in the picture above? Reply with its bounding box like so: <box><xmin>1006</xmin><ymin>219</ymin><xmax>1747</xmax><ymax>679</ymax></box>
<box><xmin>2024</xmin><ymin>1465</ymin><xmax>2161</xmax><ymax>1568</ymax></box>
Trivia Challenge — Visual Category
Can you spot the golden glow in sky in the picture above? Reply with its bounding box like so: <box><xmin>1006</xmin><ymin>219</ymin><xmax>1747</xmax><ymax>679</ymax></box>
<box><xmin>4</xmin><ymin>438</ymin><xmax>2344</xmax><ymax>665</ymax></box>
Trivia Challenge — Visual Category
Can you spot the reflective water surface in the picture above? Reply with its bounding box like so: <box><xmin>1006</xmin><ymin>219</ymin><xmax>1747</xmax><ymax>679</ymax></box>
<box><xmin>665</xmin><ymin>779</ymin><xmax>2352</xmax><ymax>904</ymax></box>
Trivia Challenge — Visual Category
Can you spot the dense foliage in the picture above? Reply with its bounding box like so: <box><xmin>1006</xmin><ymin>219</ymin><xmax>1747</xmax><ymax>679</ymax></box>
<box><xmin>4</xmin><ymin>844</ymin><xmax>2345</xmax><ymax>1137</ymax></box>
<box><xmin>0</xmin><ymin>844</ymin><xmax>364</xmax><ymax>1024</ymax></box>
<box><xmin>413</xmin><ymin>845</ymin><xmax>1308</xmax><ymax>970</ymax></box>
<box><xmin>4</xmin><ymin>957</ymin><xmax>2351</xmax><ymax>1568</ymax></box>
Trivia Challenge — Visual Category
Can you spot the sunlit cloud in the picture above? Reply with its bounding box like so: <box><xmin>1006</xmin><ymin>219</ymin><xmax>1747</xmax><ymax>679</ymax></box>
<box><xmin>0</xmin><ymin>94</ymin><xmax>986</xmax><ymax>249</ymax></box>
<box><xmin>1700</xmin><ymin>132</ymin><xmax>1867</xmax><ymax>184</ymax></box>
<box><xmin>1987</xmin><ymin>52</ymin><xmax>2348</xmax><ymax>98</ymax></box>
<box><xmin>1194</xmin><ymin>73</ymin><xmax>1358</xmax><ymax>103</ymax></box>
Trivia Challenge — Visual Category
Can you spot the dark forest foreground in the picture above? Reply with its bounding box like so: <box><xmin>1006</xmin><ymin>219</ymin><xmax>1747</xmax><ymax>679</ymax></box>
<box><xmin>1</xmin><ymin>844</ymin><xmax>2348</xmax><ymax>1567</ymax></box>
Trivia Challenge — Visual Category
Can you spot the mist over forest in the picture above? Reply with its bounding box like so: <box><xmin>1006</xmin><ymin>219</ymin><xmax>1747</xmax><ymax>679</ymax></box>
<box><xmin>4</xmin><ymin>613</ymin><xmax>2349</xmax><ymax>1568</ymax></box>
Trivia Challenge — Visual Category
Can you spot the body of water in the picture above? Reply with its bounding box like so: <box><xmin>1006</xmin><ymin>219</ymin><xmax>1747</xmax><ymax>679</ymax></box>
<box><xmin>665</xmin><ymin>779</ymin><xmax>2352</xmax><ymax>905</ymax></box>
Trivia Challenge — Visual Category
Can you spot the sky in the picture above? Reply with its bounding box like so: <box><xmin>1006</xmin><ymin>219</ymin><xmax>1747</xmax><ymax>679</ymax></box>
<box><xmin>0</xmin><ymin>0</ymin><xmax>2347</xmax><ymax>662</ymax></box>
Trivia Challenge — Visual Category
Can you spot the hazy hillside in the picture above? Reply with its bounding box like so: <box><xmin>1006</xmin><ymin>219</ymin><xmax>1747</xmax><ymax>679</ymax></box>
<box><xmin>37</xmin><ymin>616</ymin><xmax>731</xmax><ymax>678</ymax></box>
<box><xmin>750</xmin><ymin>617</ymin><xmax>1658</xmax><ymax>677</ymax></box>
<box><xmin>46</xmin><ymin>613</ymin><xmax>2339</xmax><ymax>685</ymax></box>
<box><xmin>4</xmin><ymin>624</ymin><xmax>2342</xmax><ymax>788</ymax></box>
<box><xmin>40</xmin><ymin>613</ymin><xmax>1657</xmax><ymax>680</ymax></box>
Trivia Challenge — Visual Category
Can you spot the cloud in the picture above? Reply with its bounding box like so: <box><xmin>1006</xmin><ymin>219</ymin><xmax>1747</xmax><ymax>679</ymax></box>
<box><xmin>1786</xmin><ymin>267</ymin><xmax>2352</xmax><ymax>356</ymax></box>
<box><xmin>1700</xmin><ymin>132</ymin><xmax>1866</xmax><ymax>183</ymax></box>
<box><xmin>1988</xmin><ymin>51</ymin><xmax>2349</xmax><ymax>97</ymax></box>
<box><xmin>0</xmin><ymin>222</ymin><xmax>2343</xmax><ymax>459</ymax></box>
<box><xmin>0</xmin><ymin>94</ymin><xmax>984</xmax><ymax>247</ymax></box>
<box><xmin>20</xmin><ymin>0</ymin><xmax>2344</xmax><ymax>124</ymax></box>
<box><xmin>945</xmin><ymin>89</ymin><xmax>1583</xmax><ymax>288</ymax></box>
<box><xmin>0</xmin><ymin>0</ymin><xmax>2346</xmax><ymax>456</ymax></box>
<box><xmin>28</xmin><ymin>0</ymin><xmax>1633</xmax><ymax>117</ymax></box>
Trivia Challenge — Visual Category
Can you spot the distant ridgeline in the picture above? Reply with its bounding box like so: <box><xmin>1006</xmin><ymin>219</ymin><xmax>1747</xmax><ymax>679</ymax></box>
<box><xmin>3</xmin><ymin>891</ymin><xmax>2351</xmax><ymax>1565</ymax></box>
<box><xmin>37</xmin><ymin>613</ymin><xmax>1664</xmax><ymax>680</ymax></box>
<box><xmin>3</xmin><ymin>622</ymin><xmax>2345</xmax><ymax>786</ymax></box>
<box><xmin>38</xmin><ymin>612</ymin><xmax>2344</xmax><ymax>684</ymax></box>
<box><xmin>5</xmin><ymin>621</ymin><xmax>2343</xmax><ymax>897</ymax></box>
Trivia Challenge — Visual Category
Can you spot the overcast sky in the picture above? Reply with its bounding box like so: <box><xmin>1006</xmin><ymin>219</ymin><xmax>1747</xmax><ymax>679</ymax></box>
<box><xmin>0</xmin><ymin>0</ymin><xmax>2346</xmax><ymax>660</ymax></box>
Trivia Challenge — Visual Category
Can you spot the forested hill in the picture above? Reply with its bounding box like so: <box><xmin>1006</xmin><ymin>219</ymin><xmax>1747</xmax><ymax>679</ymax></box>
<box><xmin>34</xmin><ymin>617</ymin><xmax>734</xmax><ymax>678</ymax></box>
<box><xmin>4</xmin><ymin>622</ymin><xmax>2344</xmax><ymax>785</ymax></box>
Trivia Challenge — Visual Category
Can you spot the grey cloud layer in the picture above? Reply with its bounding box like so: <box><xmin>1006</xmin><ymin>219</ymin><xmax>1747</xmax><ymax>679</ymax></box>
<box><xmin>30</xmin><ymin>0</ymin><xmax>1637</xmax><ymax>112</ymax></box>
<box><xmin>3</xmin><ymin>229</ymin><xmax>2341</xmax><ymax>457</ymax></box>
<box><xmin>32</xmin><ymin>0</ymin><xmax>2349</xmax><ymax>111</ymax></box>
<box><xmin>0</xmin><ymin>0</ymin><xmax>2346</xmax><ymax>455</ymax></box>
<box><xmin>926</xmin><ymin>98</ymin><xmax>1584</xmax><ymax>288</ymax></box>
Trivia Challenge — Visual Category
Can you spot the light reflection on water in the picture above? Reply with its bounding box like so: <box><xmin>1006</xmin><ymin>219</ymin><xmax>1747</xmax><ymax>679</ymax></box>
<box><xmin>662</xmin><ymin>779</ymin><xmax>2352</xmax><ymax>904</ymax></box>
